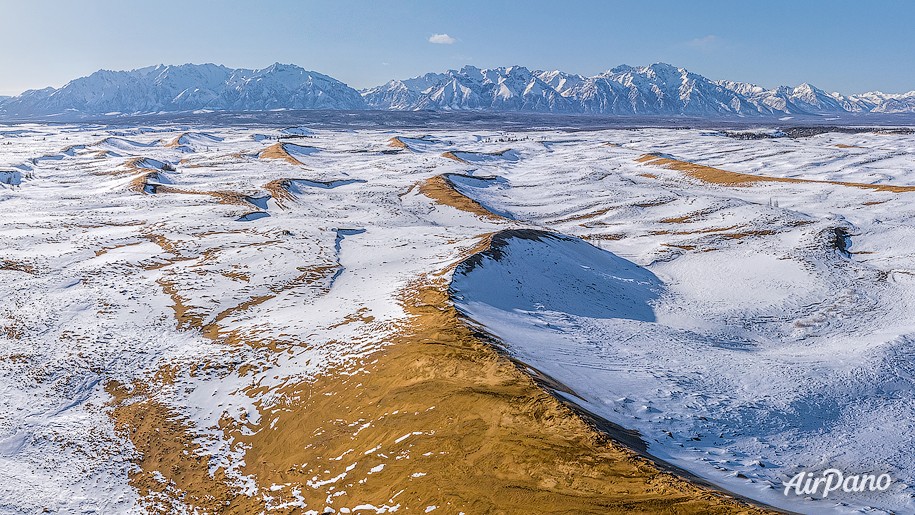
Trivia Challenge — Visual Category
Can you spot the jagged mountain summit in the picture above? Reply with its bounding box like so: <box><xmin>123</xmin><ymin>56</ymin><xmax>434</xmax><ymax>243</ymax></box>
<box><xmin>1</xmin><ymin>62</ymin><xmax>914</xmax><ymax>119</ymax></box>
<box><xmin>0</xmin><ymin>63</ymin><xmax>367</xmax><ymax>118</ymax></box>
<box><xmin>364</xmin><ymin>63</ymin><xmax>915</xmax><ymax>116</ymax></box>
<box><xmin>360</xmin><ymin>65</ymin><xmax>572</xmax><ymax>112</ymax></box>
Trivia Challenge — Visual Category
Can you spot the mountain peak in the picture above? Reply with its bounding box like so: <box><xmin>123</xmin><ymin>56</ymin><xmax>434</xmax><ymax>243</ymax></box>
<box><xmin>645</xmin><ymin>62</ymin><xmax>680</xmax><ymax>71</ymax></box>
<box><xmin>0</xmin><ymin>63</ymin><xmax>366</xmax><ymax>117</ymax></box>
<box><xmin>2</xmin><ymin>62</ymin><xmax>914</xmax><ymax>119</ymax></box>
<box><xmin>262</xmin><ymin>62</ymin><xmax>300</xmax><ymax>73</ymax></box>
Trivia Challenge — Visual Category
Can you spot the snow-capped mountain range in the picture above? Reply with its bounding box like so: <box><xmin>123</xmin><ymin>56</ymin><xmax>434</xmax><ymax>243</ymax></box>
<box><xmin>2</xmin><ymin>62</ymin><xmax>914</xmax><ymax>119</ymax></box>
<box><xmin>0</xmin><ymin>63</ymin><xmax>367</xmax><ymax>117</ymax></box>
<box><xmin>364</xmin><ymin>63</ymin><xmax>915</xmax><ymax>116</ymax></box>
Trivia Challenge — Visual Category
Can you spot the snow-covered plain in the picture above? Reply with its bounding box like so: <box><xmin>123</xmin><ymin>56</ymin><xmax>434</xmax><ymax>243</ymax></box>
<box><xmin>1</xmin><ymin>122</ymin><xmax>915</xmax><ymax>513</ymax></box>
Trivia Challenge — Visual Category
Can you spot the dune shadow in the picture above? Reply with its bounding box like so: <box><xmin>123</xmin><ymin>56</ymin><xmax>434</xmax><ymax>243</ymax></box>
<box><xmin>451</xmin><ymin>230</ymin><xmax>661</xmax><ymax>321</ymax></box>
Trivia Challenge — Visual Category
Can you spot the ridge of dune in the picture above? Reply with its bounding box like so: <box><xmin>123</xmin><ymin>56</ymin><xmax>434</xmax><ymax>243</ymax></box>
<box><xmin>417</xmin><ymin>174</ymin><xmax>508</xmax><ymax>221</ymax></box>
<box><xmin>258</xmin><ymin>142</ymin><xmax>313</xmax><ymax>165</ymax></box>
<box><xmin>637</xmin><ymin>153</ymin><xmax>915</xmax><ymax>192</ymax></box>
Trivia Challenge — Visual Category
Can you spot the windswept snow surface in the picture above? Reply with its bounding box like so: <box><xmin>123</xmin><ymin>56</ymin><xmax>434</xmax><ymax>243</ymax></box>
<box><xmin>1</xmin><ymin>122</ymin><xmax>915</xmax><ymax>513</ymax></box>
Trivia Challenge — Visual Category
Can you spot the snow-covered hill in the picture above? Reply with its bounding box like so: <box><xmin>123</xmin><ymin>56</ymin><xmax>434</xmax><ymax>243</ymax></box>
<box><xmin>2</xmin><ymin>62</ymin><xmax>915</xmax><ymax>119</ymax></box>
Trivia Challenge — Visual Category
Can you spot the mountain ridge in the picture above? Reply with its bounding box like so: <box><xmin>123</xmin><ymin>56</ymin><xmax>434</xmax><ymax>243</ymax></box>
<box><xmin>2</xmin><ymin>62</ymin><xmax>914</xmax><ymax>119</ymax></box>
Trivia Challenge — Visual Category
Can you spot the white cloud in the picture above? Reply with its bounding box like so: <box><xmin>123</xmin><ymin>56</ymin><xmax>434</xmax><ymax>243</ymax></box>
<box><xmin>428</xmin><ymin>33</ymin><xmax>457</xmax><ymax>45</ymax></box>
<box><xmin>687</xmin><ymin>34</ymin><xmax>720</xmax><ymax>49</ymax></box>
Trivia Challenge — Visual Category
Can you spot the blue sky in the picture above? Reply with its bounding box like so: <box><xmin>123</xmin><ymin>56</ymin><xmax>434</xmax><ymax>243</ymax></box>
<box><xmin>1</xmin><ymin>0</ymin><xmax>913</xmax><ymax>96</ymax></box>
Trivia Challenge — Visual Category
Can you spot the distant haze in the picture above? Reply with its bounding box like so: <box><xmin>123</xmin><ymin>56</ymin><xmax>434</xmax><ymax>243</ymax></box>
<box><xmin>0</xmin><ymin>0</ymin><xmax>913</xmax><ymax>96</ymax></box>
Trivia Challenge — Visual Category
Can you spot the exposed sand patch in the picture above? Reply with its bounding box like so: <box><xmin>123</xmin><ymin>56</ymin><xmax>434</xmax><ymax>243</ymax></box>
<box><xmin>263</xmin><ymin>178</ymin><xmax>364</xmax><ymax>209</ymax></box>
<box><xmin>164</xmin><ymin>133</ymin><xmax>188</xmax><ymax>148</ymax></box>
<box><xmin>142</xmin><ymin>233</ymin><xmax>182</xmax><ymax>256</ymax></box>
<box><xmin>721</xmin><ymin>229</ymin><xmax>778</xmax><ymax>240</ymax></box>
<box><xmin>651</xmin><ymin>225</ymin><xmax>741</xmax><ymax>236</ymax></box>
<box><xmin>633</xmin><ymin>198</ymin><xmax>675</xmax><ymax>208</ymax></box>
<box><xmin>99</xmin><ymin>157</ymin><xmax>171</xmax><ymax>178</ymax></box>
<box><xmin>582</xmin><ymin>233</ymin><xmax>626</xmax><ymax>241</ymax></box>
<box><xmin>106</xmin><ymin>381</ymin><xmax>238</xmax><ymax>514</ymax></box>
<box><xmin>131</xmin><ymin>169</ymin><xmax>258</xmax><ymax>207</ymax></box>
<box><xmin>259</xmin><ymin>142</ymin><xmax>302</xmax><ymax>165</ymax></box>
<box><xmin>552</xmin><ymin>207</ymin><xmax>613</xmax><ymax>224</ymax></box>
<box><xmin>94</xmin><ymin>241</ymin><xmax>144</xmax><ymax>257</ymax></box>
<box><xmin>441</xmin><ymin>151</ymin><xmax>465</xmax><ymax>162</ymax></box>
<box><xmin>660</xmin><ymin>208</ymin><xmax>718</xmax><ymax>224</ymax></box>
<box><xmin>388</xmin><ymin>136</ymin><xmax>409</xmax><ymax>149</ymax></box>
<box><xmin>0</xmin><ymin>259</ymin><xmax>35</xmax><ymax>274</ymax></box>
<box><xmin>145</xmin><ymin>231</ymin><xmax>339</xmax><ymax>341</ymax></box>
<box><xmin>156</xmin><ymin>276</ymin><xmax>204</xmax><ymax>330</ymax></box>
<box><xmin>662</xmin><ymin>243</ymin><xmax>698</xmax><ymax>251</ymax></box>
<box><xmin>637</xmin><ymin>153</ymin><xmax>915</xmax><ymax>193</ymax></box>
<box><xmin>148</xmin><ymin>185</ymin><xmax>255</xmax><ymax>207</ymax></box>
<box><xmin>441</xmin><ymin>149</ymin><xmax>516</xmax><ymax>164</ymax></box>
<box><xmin>417</xmin><ymin>175</ymin><xmax>507</xmax><ymax>221</ymax></box>
<box><xmin>259</xmin><ymin>143</ymin><xmax>316</xmax><ymax>166</ymax></box>
<box><xmin>263</xmin><ymin>179</ymin><xmax>297</xmax><ymax>208</ymax></box>
<box><xmin>60</xmin><ymin>144</ymin><xmax>89</xmax><ymax>156</ymax></box>
<box><xmin>128</xmin><ymin>171</ymin><xmax>162</xmax><ymax>194</ymax></box>
<box><xmin>222</xmin><ymin>270</ymin><xmax>250</xmax><ymax>282</ymax></box>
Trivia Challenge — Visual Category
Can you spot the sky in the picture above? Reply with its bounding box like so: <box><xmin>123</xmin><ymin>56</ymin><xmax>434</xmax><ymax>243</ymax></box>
<box><xmin>1</xmin><ymin>0</ymin><xmax>913</xmax><ymax>96</ymax></box>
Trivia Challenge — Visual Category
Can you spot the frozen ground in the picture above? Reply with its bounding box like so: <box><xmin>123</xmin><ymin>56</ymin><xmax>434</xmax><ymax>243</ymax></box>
<box><xmin>1</xmin><ymin>122</ymin><xmax>914</xmax><ymax>513</ymax></box>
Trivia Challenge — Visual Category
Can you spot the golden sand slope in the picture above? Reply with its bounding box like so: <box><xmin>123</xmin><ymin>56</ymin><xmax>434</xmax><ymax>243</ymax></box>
<box><xmin>388</xmin><ymin>136</ymin><xmax>410</xmax><ymax>149</ymax></box>
<box><xmin>109</xmin><ymin>277</ymin><xmax>767</xmax><ymax>514</ymax></box>
<box><xmin>227</xmin><ymin>279</ymin><xmax>765</xmax><ymax>513</ymax></box>
<box><xmin>107</xmin><ymin>380</ymin><xmax>238</xmax><ymax>514</ymax></box>
<box><xmin>259</xmin><ymin>143</ymin><xmax>305</xmax><ymax>165</ymax></box>
<box><xmin>106</xmin><ymin>227</ymin><xmax>770</xmax><ymax>514</ymax></box>
<box><xmin>637</xmin><ymin>153</ymin><xmax>915</xmax><ymax>193</ymax></box>
<box><xmin>440</xmin><ymin>151</ymin><xmax>465</xmax><ymax>162</ymax></box>
<box><xmin>164</xmin><ymin>133</ymin><xmax>188</xmax><ymax>148</ymax></box>
<box><xmin>262</xmin><ymin>179</ymin><xmax>298</xmax><ymax>208</ymax></box>
<box><xmin>417</xmin><ymin>174</ymin><xmax>507</xmax><ymax>221</ymax></box>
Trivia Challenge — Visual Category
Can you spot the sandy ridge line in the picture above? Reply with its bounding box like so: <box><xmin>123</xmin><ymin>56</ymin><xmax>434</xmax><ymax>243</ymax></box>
<box><xmin>259</xmin><ymin>142</ymin><xmax>316</xmax><ymax>166</ymax></box>
<box><xmin>440</xmin><ymin>148</ymin><xmax>513</xmax><ymax>163</ymax></box>
<box><xmin>637</xmin><ymin>153</ymin><xmax>915</xmax><ymax>193</ymax></box>
<box><xmin>416</xmin><ymin>174</ymin><xmax>508</xmax><ymax>221</ymax></box>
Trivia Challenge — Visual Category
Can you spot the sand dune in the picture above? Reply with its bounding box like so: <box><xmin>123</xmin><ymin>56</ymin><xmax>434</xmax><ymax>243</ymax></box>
<box><xmin>417</xmin><ymin>174</ymin><xmax>508</xmax><ymax>221</ymax></box>
<box><xmin>258</xmin><ymin>142</ymin><xmax>319</xmax><ymax>165</ymax></box>
<box><xmin>637</xmin><ymin>153</ymin><xmax>915</xmax><ymax>192</ymax></box>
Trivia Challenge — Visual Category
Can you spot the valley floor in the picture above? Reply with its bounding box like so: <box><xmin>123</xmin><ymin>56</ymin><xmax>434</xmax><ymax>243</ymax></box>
<box><xmin>1</xmin><ymin>122</ymin><xmax>914</xmax><ymax>513</ymax></box>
